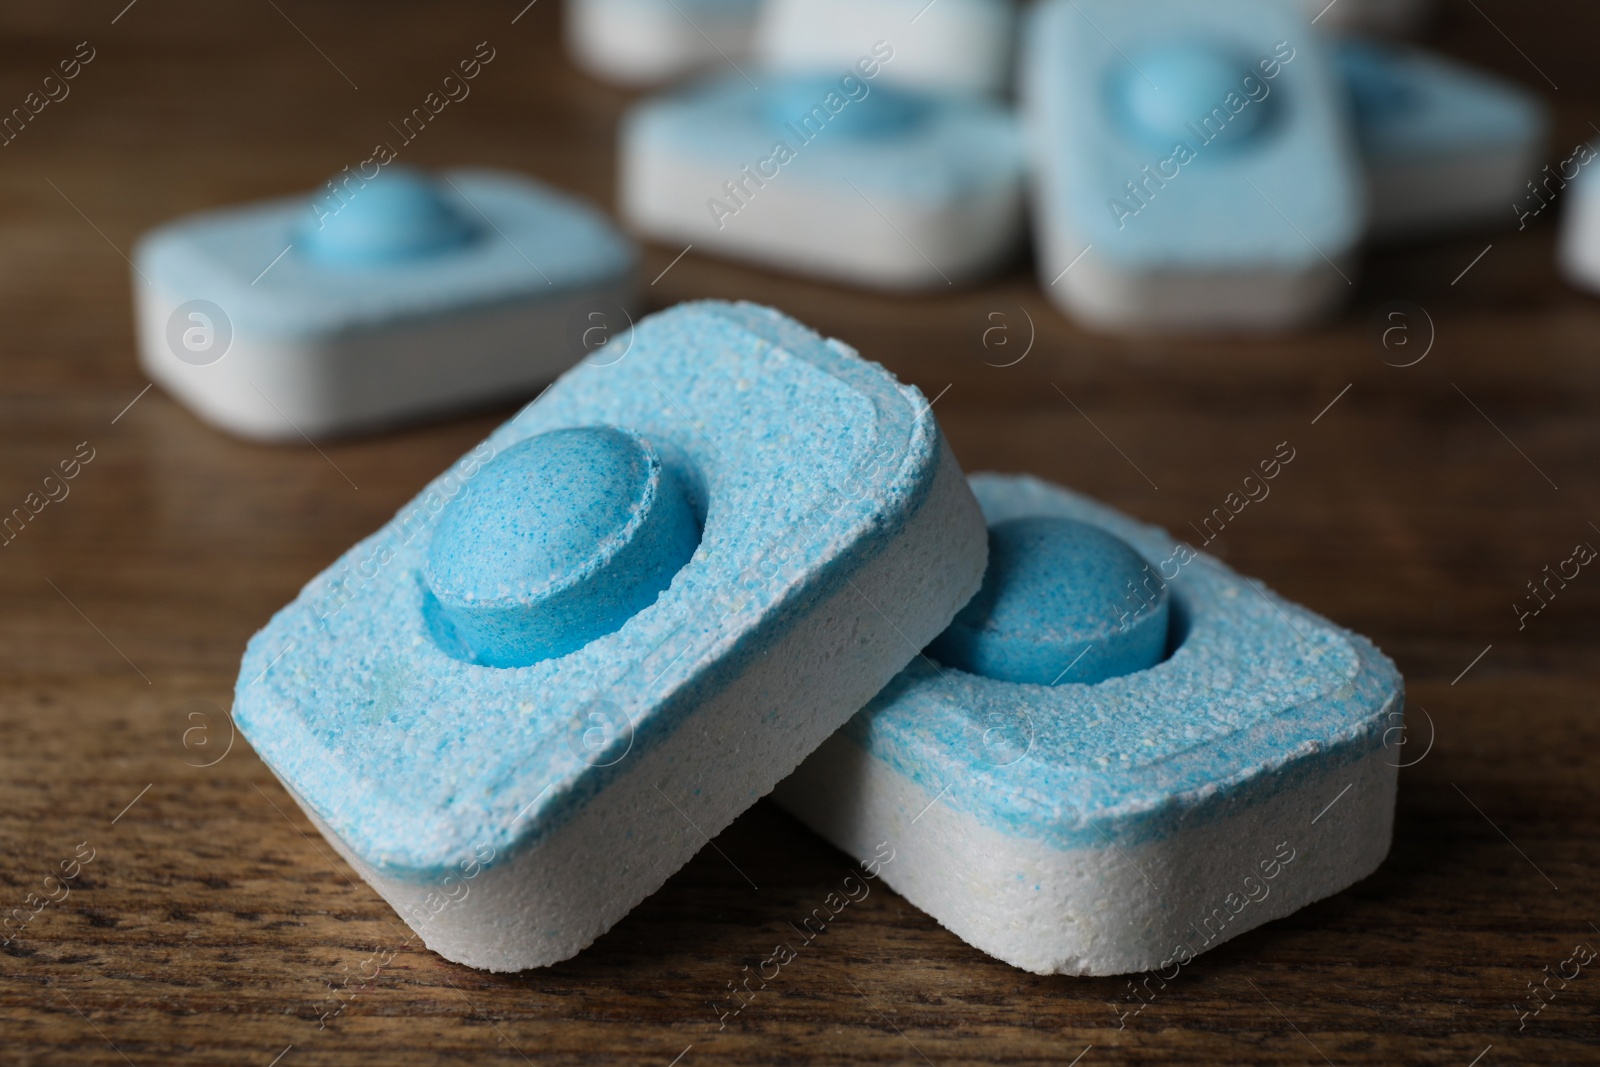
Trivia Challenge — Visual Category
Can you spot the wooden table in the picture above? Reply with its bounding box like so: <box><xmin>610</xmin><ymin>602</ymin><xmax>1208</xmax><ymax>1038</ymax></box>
<box><xmin>2</xmin><ymin>1</ymin><xmax>1597</xmax><ymax>1063</ymax></box>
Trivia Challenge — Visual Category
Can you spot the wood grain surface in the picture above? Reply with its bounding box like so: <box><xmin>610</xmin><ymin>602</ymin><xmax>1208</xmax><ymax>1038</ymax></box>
<box><xmin>2</xmin><ymin>1</ymin><xmax>1598</xmax><ymax>1064</ymax></box>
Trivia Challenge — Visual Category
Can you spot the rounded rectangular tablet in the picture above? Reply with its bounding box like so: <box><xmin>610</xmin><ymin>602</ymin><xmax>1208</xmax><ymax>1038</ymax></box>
<box><xmin>774</xmin><ymin>473</ymin><xmax>1403</xmax><ymax>976</ymax></box>
<box><xmin>232</xmin><ymin>301</ymin><xmax>990</xmax><ymax>971</ymax></box>
<box><xmin>621</xmin><ymin>73</ymin><xmax>1026</xmax><ymax>289</ymax></box>
<box><xmin>1022</xmin><ymin>0</ymin><xmax>1365</xmax><ymax>332</ymax></box>
<box><xmin>134</xmin><ymin>167</ymin><xmax>636</xmax><ymax>441</ymax></box>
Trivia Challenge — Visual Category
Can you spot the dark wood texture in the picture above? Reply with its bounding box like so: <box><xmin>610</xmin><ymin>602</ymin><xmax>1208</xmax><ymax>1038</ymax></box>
<box><xmin>2</xmin><ymin>1</ymin><xmax>1598</xmax><ymax>1063</ymax></box>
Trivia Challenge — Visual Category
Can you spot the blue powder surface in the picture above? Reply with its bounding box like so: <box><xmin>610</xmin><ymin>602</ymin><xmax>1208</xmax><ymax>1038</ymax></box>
<box><xmin>422</xmin><ymin>426</ymin><xmax>700</xmax><ymax>668</ymax></box>
<box><xmin>136</xmin><ymin>167</ymin><xmax>636</xmax><ymax>340</ymax></box>
<box><xmin>840</xmin><ymin>474</ymin><xmax>1403</xmax><ymax>851</ymax></box>
<box><xmin>1115</xmin><ymin>43</ymin><xmax>1275</xmax><ymax>151</ymax></box>
<box><xmin>298</xmin><ymin>166</ymin><xmax>479</xmax><ymax>265</ymax></box>
<box><xmin>930</xmin><ymin>516</ymin><xmax>1168</xmax><ymax>686</ymax></box>
<box><xmin>232</xmin><ymin>301</ymin><xmax>944</xmax><ymax>880</ymax></box>
<box><xmin>625</xmin><ymin>73</ymin><xmax>1024</xmax><ymax>204</ymax></box>
<box><xmin>1023</xmin><ymin>0</ymin><xmax>1363</xmax><ymax>269</ymax></box>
